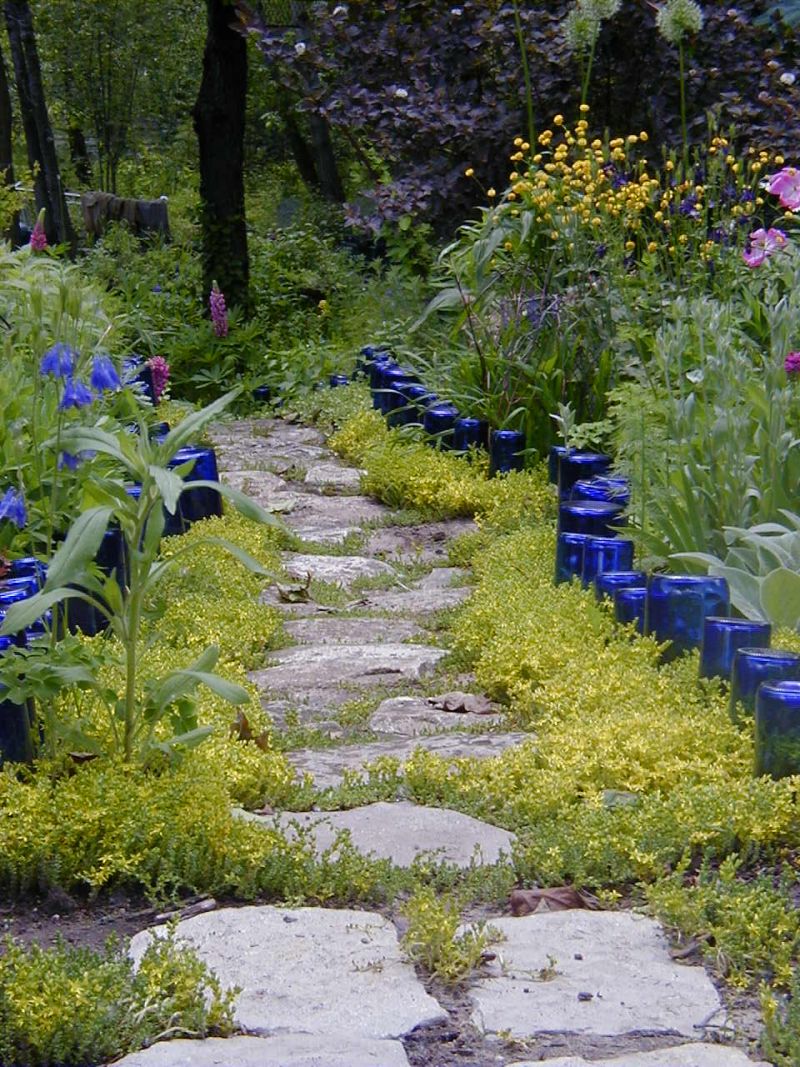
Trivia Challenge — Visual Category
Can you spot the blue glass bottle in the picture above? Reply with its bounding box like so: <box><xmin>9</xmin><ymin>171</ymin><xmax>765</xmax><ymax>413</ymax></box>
<box><xmin>555</xmin><ymin>532</ymin><xmax>589</xmax><ymax>585</ymax></box>
<box><xmin>755</xmin><ymin>681</ymin><xmax>800</xmax><ymax>779</ymax></box>
<box><xmin>489</xmin><ymin>430</ymin><xmax>525</xmax><ymax>476</ymax></box>
<box><xmin>329</xmin><ymin>374</ymin><xmax>350</xmax><ymax>388</ymax></box>
<box><xmin>9</xmin><ymin>557</ymin><xmax>46</xmax><ymax>586</ymax></box>
<box><xmin>149</xmin><ymin>421</ymin><xmax>171</xmax><ymax>441</ymax></box>
<box><xmin>126</xmin><ymin>484</ymin><xmax>184</xmax><ymax>538</ymax></box>
<box><xmin>453</xmin><ymin>417</ymin><xmax>488</xmax><ymax>452</ymax></box>
<box><xmin>645</xmin><ymin>574</ymin><xmax>730</xmax><ymax>659</ymax></box>
<box><xmin>729</xmin><ymin>647</ymin><xmax>800</xmax><ymax>726</ymax></box>
<box><xmin>559</xmin><ymin>452</ymin><xmax>612</xmax><ymax>496</ymax></box>
<box><xmin>559</xmin><ymin>501</ymin><xmax>626</xmax><ymax>538</ymax></box>
<box><xmin>571</xmin><ymin>476</ymin><xmax>631</xmax><ymax>506</ymax></box>
<box><xmin>423</xmin><ymin>402</ymin><xmax>459</xmax><ymax>448</ymax></box>
<box><xmin>548</xmin><ymin>445</ymin><xmax>569</xmax><ymax>485</ymax></box>
<box><xmin>0</xmin><ymin>589</ymin><xmax>33</xmax><ymax>647</ymax></box>
<box><xmin>699</xmin><ymin>617</ymin><xmax>772</xmax><ymax>681</ymax></box>
<box><xmin>594</xmin><ymin>570</ymin><xmax>648</xmax><ymax>602</ymax></box>
<box><xmin>381</xmin><ymin>366</ymin><xmax>417</xmax><ymax>419</ymax></box>
<box><xmin>397</xmin><ymin>383</ymin><xmax>436</xmax><ymax>426</ymax></box>
<box><xmin>369</xmin><ymin>356</ymin><xmax>396</xmax><ymax>408</ymax></box>
<box><xmin>170</xmin><ymin>446</ymin><xmax>223</xmax><ymax>526</ymax></box>
<box><xmin>251</xmin><ymin>384</ymin><xmax>271</xmax><ymax>404</ymax></box>
<box><xmin>581</xmin><ymin>537</ymin><xmax>635</xmax><ymax>586</ymax></box>
<box><xmin>0</xmin><ymin>636</ymin><xmax>34</xmax><ymax>765</ymax></box>
<box><xmin>615</xmin><ymin>586</ymin><xmax>647</xmax><ymax>633</ymax></box>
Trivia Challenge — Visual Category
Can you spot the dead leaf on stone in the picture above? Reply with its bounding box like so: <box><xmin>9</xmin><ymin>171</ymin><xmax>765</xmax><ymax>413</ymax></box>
<box><xmin>427</xmin><ymin>691</ymin><xmax>495</xmax><ymax>715</ymax></box>
<box><xmin>277</xmin><ymin>573</ymin><xmax>312</xmax><ymax>602</ymax></box>
<box><xmin>510</xmin><ymin>887</ymin><xmax>601</xmax><ymax>916</ymax></box>
<box><xmin>68</xmin><ymin>751</ymin><xmax>99</xmax><ymax>765</ymax></box>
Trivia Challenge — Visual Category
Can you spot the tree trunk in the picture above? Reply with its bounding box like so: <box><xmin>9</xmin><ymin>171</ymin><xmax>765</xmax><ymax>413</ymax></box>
<box><xmin>308</xmin><ymin>112</ymin><xmax>344</xmax><ymax>203</ymax></box>
<box><xmin>68</xmin><ymin>124</ymin><xmax>93</xmax><ymax>186</ymax></box>
<box><xmin>3</xmin><ymin>0</ymin><xmax>75</xmax><ymax>249</ymax></box>
<box><xmin>0</xmin><ymin>45</ymin><xmax>21</xmax><ymax>245</ymax></box>
<box><xmin>192</xmin><ymin>0</ymin><xmax>249</xmax><ymax>313</ymax></box>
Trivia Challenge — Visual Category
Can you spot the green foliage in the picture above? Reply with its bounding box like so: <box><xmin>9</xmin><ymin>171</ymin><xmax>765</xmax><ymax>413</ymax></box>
<box><xmin>762</xmin><ymin>964</ymin><xmax>800</xmax><ymax>1064</ymax></box>
<box><xmin>401</xmin><ymin>885</ymin><xmax>504</xmax><ymax>984</ymax></box>
<box><xmin>677</xmin><ymin>512</ymin><xmax>800</xmax><ymax>629</ymax></box>
<box><xmin>647</xmin><ymin>856</ymin><xmax>800</xmax><ymax>990</ymax></box>
<box><xmin>0</xmin><ymin>926</ymin><xmax>235</xmax><ymax>1067</ymax></box>
<box><xmin>1</xmin><ymin>391</ymin><xmax>283</xmax><ymax>761</ymax></box>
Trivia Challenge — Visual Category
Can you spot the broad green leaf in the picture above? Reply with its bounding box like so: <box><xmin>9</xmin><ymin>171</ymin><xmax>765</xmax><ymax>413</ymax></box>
<box><xmin>152</xmin><ymin>725</ymin><xmax>215</xmax><ymax>753</ymax></box>
<box><xmin>148</xmin><ymin>646</ymin><xmax>221</xmax><ymax>710</ymax></box>
<box><xmin>180</xmin><ymin>670</ymin><xmax>250</xmax><ymax>704</ymax></box>
<box><xmin>44</xmin><ymin>506</ymin><xmax>113</xmax><ymax>590</ymax></box>
<box><xmin>201</xmin><ymin>536</ymin><xmax>278</xmax><ymax>577</ymax></box>
<box><xmin>0</xmin><ymin>587</ymin><xmax>95</xmax><ymax>637</ymax></box>
<box><xmin>761</xmin><ymin>568</ymin><xmax>800</xmax><ymax>629</ymax></box>
<box><xmin>184</xmin><ymin>480</ymin><xmax>285</xmax><ymax>527</ymax></box>
<box><xmin>150</xmin><ymin>465</ymin><xmax>185</xmax><ymax>515</ymax></box>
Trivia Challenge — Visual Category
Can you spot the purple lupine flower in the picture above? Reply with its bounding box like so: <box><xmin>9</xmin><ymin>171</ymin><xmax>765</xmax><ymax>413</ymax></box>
<box><xmin>59</xmin><ymin>377</ymin><xmax>94</xmax><ymax>410</ymax></box>
<box><xmin>209</xmin><ymin>281</ymin><xmax>229</xmax><ymax>338</ymax></box>
<box><xmin>40</xmin><ymin>342</ymin><xmax>77</xmax><ymax>378</ymax></box>
<box><xmin>30</xmin><ymin>209</ymin><xmax>47</xmax><ymax>252</ymax></box>
<box><xmin>90</xmin><ymin>354</ymin><xmax>121</xmax><ymax>392</ymax></box>
<box><xmin>145</xmin><ymin>356</ymin><xmax>170</xmax><ymax>401</ymax></box>
<box><xmin>0</xmin><ymin>487</ymin><xmax>27</xmax><ymax>528</ymax></box>
<box><xmin>58</xmin><ymin>450</ymin><xmax>96</xmax><ymax>470</ymax></box>
<box><xmin>785</xmin><ymin>351</ymin><xmax>800</xmax><ymax>376</ymax></box>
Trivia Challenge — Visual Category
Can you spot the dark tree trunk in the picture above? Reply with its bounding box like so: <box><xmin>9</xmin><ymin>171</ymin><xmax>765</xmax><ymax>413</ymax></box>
<box><xmin>192</xmin><ymin>0</ymin><xmax>249</xmax><ymax>313</ymax></box>
<box><xmin>308</xmin><ymin>112</ymin><xmax>344</xmax><ymax>203</ymax></box>
<box><xmin>68</xmin><ymin>124</ymin><xmax>93</xmax><ymax>186</ymax></box>
<box><xmin>0</xmin><ymin>46</ymin><xmax>21</xmax><ymax>245</ymax></box>
<box><xmin>3</xmin><ymin>0</ymin><xmax>75</xmax><ymax>249</ymax></box>
<box><xmin>282</xmin><ymin>109</ymin><xmax>319</xmax><ymax>190</ymax></box>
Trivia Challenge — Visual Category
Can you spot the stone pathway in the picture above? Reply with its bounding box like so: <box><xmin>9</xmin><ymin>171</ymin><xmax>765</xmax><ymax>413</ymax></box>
<box><xmin>111</xmin><ymin>417</ymin><xmax>769</xmax><ymax>1067</ymax></box>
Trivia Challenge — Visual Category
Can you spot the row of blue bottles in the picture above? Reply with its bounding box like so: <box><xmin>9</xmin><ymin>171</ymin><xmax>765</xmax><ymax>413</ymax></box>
<box><xmin>549</xmin><ymin>446</ymin><xmax>613</xmax><ymax>496</ymax></box>
<box><xmin>0</xmin><ymin>635</ymin><xmax>35</xmax><ymax>765</ymax></box>
<box><xmin>555</xmin><ymin>533</ymin><xmax>635</xmax><ymax>586</ymax></box>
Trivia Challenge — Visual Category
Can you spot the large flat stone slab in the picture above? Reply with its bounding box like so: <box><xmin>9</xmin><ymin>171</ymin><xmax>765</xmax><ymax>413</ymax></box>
<box><xmin>250</xmin><ymin>643</ymin><xmax>446</xmax><ymax>695</ymax></box>
<box><xmin>510</xmin><ymin>1046</ymin><xmax>771</xmax><ymax>1067</ymax></box>
<box><xmin>240</xmin><ymin>801</ymin><xmax>514</xmax><ymax>867</ymax></box>
<box><xmin>370</xmin><ymin>695</ymin><xmax>504</xmax><ymax>737</ymax></box>
<box><xmin>221</xmin><ymin>469</ymin><xmax>289</xmax><ymax>495</ymax></box>
<box><xmin>469</xmin><ymin>911</ymin><xmax>722</xmax><ymax>1040</ymax></box>
<box><xmin>282</xmin><ymin>553</ymin><xmax>396</xmax><ymax>586</ymax></box>
<box><xmin>129</xmin><ymin>906</ymin><xmax>446</xmax><ymax>1040</ymax></box>
<box><xmin>110</xmin><ymin>1034</ymin><xmax>410</xmax><ymax>1067</ymax></box>
<box><xmin>365</xmin><ymin>520</ymin><xmax>478</xmax><ymax>565</ymax></box>
<box><xmin>284</xmin><ymin>617</ymin><xmax>424</xmax><ymax>646</ymax></box>
<box><xmin>357</xmin><ymin>571</ymin><xmax>471</xmax><ymax>615</ymax></box>
<box><xmin>288</xmin><ymin>732</ymin><xmax>532</xmax><ymax>789</ymax></box>
<box><xmin>305</xmin><ymin>462</ymin><xmax>364</xmax><ymax>491</ymax></box>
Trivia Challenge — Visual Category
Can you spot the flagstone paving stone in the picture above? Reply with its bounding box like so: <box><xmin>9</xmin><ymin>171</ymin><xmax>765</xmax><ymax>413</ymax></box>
<box><xmin>129</xmin><ymin>906</ymin><xmax>447</xmax><ymax>1040</ymax></box>
<box><xmin>468</xmin><ymin>911</ymin><xmax>722</xmax><ymax>1040</ymax></box>
<box><xmin>281</xmin><ymin>552</ymin><xmax>396</xmax><ymax>585</ymax></box>
<box><xmin>284</xmin><ymin>616</ymin><xmax>425</xmax><ymax>645</ymax></box>
<box><xmin>110</xmin><ymin>1035</ymin><xmax>411</xmax><ymax>1067</ymax></box>
<box><xmin>509</xmin><ymin>1046</ymin><xmax>770</xmax><ymax>1067</ymax></box>
<box><xmin>369</xmin><ymin>695</ymin><xmax>505</xmax><ymax>736</ymax></box>
<box><xmin>238</xmin><ymin>800</ymin><xmax>515</xmax><ymax>867</ymax></box>
<box><xmin>286</xmin><ymin>732</ymin><xmax>532</xmax><ymax>789</ymax></box>
<box><xmin>250</xmin><ymin>642</ymin><xmax>447</xmax><ymax>696</ymax></box>
<box><xmin>304</xmin><ymin>461</ymin><xmax>365</xmax><ymax>491</ymax></box>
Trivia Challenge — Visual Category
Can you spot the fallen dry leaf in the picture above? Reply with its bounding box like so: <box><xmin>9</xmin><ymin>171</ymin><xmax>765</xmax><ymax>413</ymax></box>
<box><xmin>427</xmin><ymin>691</ymin><xmax>495</xmax><ymax>715</ymax></box>
<box><xmin>510</xmin><ymin>887</ymin><xmax>600</xmax><ymax>916</ymax></box>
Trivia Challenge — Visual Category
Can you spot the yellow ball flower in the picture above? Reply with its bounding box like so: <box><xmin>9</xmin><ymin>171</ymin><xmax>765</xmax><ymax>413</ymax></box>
<box><xmin>465</xmin><ymin>167</ymin><xmax>474</xmax><ymax>177</ymax></box>
<box><xmin>553</xmin><ymin>114</ymin><xmax>564</xmax><ymax>125</ymax></box>
<box><xmin>579</xmin><ymin>103</ymin><xmax>590</xmax><ymax>112</ymax></box>
<box><xmin>639</xmin><ymin>131</ymin><xmax>649</xmax><ymax>142</ymax></box>
<box><xmin>647</xmin><ymin>241</ymin><xmax>658</xmax><ymax>253</ymax></box>
<box><xmin>487</xmin><ymin>187</ymin><xmax>496</xmax><ymax>198</ymax></box>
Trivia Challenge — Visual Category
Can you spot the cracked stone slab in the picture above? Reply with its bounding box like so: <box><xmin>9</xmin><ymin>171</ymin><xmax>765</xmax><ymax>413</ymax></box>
<box><xmin>509</xmin><ymin>1046</ymin><xmax>771</xmax><ymax>1067</ymax></box>
<box><xmin>305</xmin><ymin>462</ymin><xmax>365</xmax><ymax>491</ymax></box>
<box><xmin>129</xmin><ymin>906</ymin><xmax>446</xmax><ymax>1040</ymax></box>
<box><xmin>357</xmin><ymin>584</ymin><xmax>472</xmax><ymax>616</ymax></box>
<box><xmin>468</xmin><ymin>911</ymin><xmax>722</xmax><ymax>1040</ymax></box>
<box><xmin>284</xmin><ymin>617</ymin><xmax>424</xmax><ymax>646</ymax></box>
<box><xmin>283</xmin><ymin>494</ymin><xmax>391</xmax><ymax>539</ymax></box>
<box><xmin>240</xmin><ymin>801</ymin><xmax>514</xmax><ymax>867</ymax></box>
<box><xmin>364</xmin><ymin>520</ymin><xmax>478</xmax><ymax>565</ymax></box>
<box><xmin>369</xmin><ymin>695</ymin><xmax>504</xmax><ymax>737</ymax></box>
<box><xmin>287</xmin><ymin>732</ymin><xmax>532</xmax><ymax>789</ymax></box>
<box><xmin>250</xmin><ymin>643</ymin><xmax>446</xmax><ymax>695</ymax></box>
<box><xmin>282</xmin><ymin>553</ymin><xmax>396</xmax><ymax>586</ymax></box>
<box><xmin>221</xmin><ymin>469</ymin><xmax>289</xmax><ymax>495</ymax></box>
<box><xmin>110</xmin><ymin>1034</ymin><xmax>410</xmax><ymax>1067</ymax></box>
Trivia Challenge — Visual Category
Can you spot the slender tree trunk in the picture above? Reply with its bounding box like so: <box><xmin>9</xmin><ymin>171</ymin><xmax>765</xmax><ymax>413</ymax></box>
<box><xmin>0</xmin><ymin>46</ymin><xmax>21</xmax><ymax>244</ymax></box>
<box><xmin>3</xmin><ymin>0</ymin><xmax>75</xmax><ymax>249</ymax></box>
<box><xmin>308</xmin><ymin>112</ymin><xmax>344</xmax><ymax>203</ymax></box>
<box><xmin>192</xmin><ymin>0</ymin><xmax>249</xmax><ymax>312</ymax></box>
<box><xmin>67</xmin><ymin>124</ymin><xmax>93</xmax><ymax>186</ymax></box>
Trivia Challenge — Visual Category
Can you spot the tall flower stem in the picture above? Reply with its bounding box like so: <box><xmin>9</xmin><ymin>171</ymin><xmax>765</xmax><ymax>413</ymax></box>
<box><xmin>512</xmin><ymin>0</ymin><xmax>536</xmax><ymax>148</ymax></box>
<box><xmin>678</xmin><ymin>40</ymin><xmax>689</xmax><ymax>174</ymax></box>
<box><xmin>581</xmin><ymin>37</ymin><xmax>597</xmax><ymax>107</ymax></box>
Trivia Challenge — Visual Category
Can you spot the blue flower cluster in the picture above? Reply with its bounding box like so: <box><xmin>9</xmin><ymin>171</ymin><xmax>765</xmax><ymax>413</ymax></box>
<box><xmin>39</xmin><ymin>344</ymin><xmax>120</xmax><ymax>411</ymax></box>
<box><xmin>0</xmin><ymin>487</ymin><xmax>26</xmax><ymax>528</ymax></box>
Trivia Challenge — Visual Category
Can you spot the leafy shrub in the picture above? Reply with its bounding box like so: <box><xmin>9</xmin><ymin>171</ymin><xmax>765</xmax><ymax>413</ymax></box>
<box><xmin>0</xmin><ymin>928</ymin><xmax>235</xmax><ymax>1067</ymax></box>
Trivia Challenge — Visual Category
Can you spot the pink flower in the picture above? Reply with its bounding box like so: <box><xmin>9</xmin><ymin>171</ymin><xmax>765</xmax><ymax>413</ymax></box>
<box><xmin>146</xmin><ymin>355</ymin><xmax>170</xmax><ymax>402</ymax></box>
<box><xmin>209</xmin><ymin>281</ymin><xmax>228</xmax><ymax>338</ymax></box>
<box><xmin>785</xmin><ymin>351</ymin><xmax>800</xmax><ymax>376</ymax></box>
<box><xmin>742</xmin><ymin>227</ymin><xmax>788</xmax><ymax>267</ymax></box>
<box><xmin>30</xmin><ymin>208</ymin><xmax>47</xmax><ymax>252</ymax></box>
<box><xmin>766</xmin><ymin>167</ymin><xmax>800</xmax><ymax>210</ymax></box>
